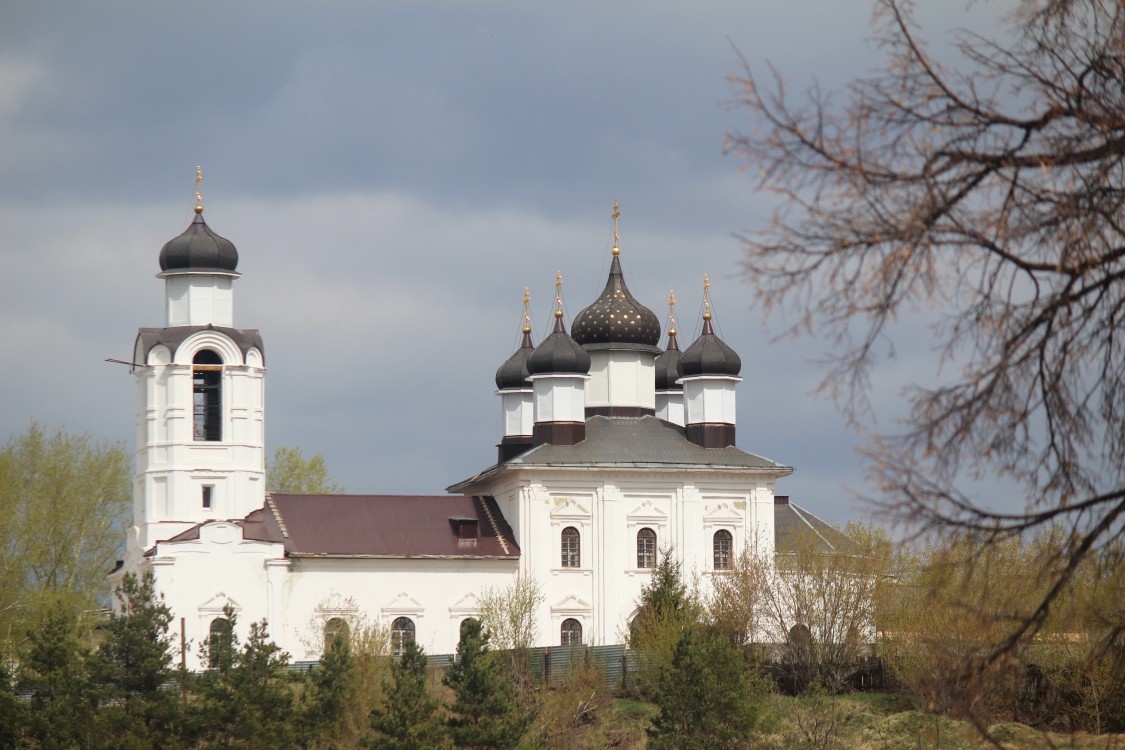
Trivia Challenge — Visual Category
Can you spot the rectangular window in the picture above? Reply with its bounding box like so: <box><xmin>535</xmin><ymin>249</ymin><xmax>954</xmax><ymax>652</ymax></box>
<box><xmin>202</xmin><ymin>485</ymin><xmax>213</xmax><ymax>509</ymax></box>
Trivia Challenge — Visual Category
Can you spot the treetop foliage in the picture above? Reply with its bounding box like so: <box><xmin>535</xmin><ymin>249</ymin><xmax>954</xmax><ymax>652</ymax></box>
<box><xmin>268</xmin><ymin>445</ymin><xmax>344</xmax><ymax>495</ymax></box>
<box><xmin>0</xmin><ymin>422</ymin><xmax>131</xmax><ymax>645</ymax></box>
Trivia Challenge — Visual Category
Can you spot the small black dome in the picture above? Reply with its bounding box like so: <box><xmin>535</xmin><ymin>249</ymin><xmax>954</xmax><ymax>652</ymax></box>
<box><xmin>159</xmin><ymin>211</ymin><xmax>239</xmax><ymax>272</ymax></box>
<box><xmin>495</xmin><ymin>330</ymin><xmax>535</xmax><ymax>389</ymax></box>
<box><xmin>528</xmin><ymin>315</ymin><xmax>591</xmax><ymax>376</ymax></box>
<box><xmin>572</xmin><ymin>255</ymin><xmax>660</xmax><ymax>347</ymax></box>
<box><xmin>654</xmin><ymin>330</ymin><xmax>683</xmax><ymax>390</ymax></box>
<box><xmin>680</xmin><ymin>317</ymin><xmax>741</xmax><ymax>377</ymax></box>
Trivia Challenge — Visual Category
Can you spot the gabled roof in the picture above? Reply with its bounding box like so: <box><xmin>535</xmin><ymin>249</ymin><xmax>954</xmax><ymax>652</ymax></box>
<box><xmin>449</xmin><ymin>415</ymin><xmax>791</xmax><ymax>491</ymax></box>
<box><xmin>151</xmin><ymin>494</ymin><xmax>520</xmax><ymax>560</ymax></box>
<box><xmin>774</xmin><ymin>496</ymin><xmax>864</xmax><ymax>556</ymax></box>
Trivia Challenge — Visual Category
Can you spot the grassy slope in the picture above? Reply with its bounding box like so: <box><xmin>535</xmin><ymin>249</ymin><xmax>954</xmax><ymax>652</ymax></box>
<box><xmin>605</xmin><ymin>693</ymin><xmax>1125</xmax><ymax>749</ymax></box>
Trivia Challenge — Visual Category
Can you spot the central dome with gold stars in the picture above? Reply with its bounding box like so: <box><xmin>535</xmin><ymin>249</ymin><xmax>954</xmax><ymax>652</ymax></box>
<box><xmin>571</xmin><ymin>202</ymin><xmax>660</xmax><ymax>347</ymax></box>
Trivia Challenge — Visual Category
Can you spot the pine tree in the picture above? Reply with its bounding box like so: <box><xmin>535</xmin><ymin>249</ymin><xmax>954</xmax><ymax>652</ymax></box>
<box><xmin>89</xmin><ymin>571</ymin><xmax>185</xmax><ymax>749</ymax></box>
<box><xmin>0</xmin><ymin>652</ymin><xmax>26</xmax><ymax>749</ymax></box>
<box><xmin>16</xmin><ymin>605</ymin><xmax>95</xmax><ymax>749</ymax></box>
<box><xmin>192</xmin><ymin>611</ymin><xmax>295</xmax><ymax>750</ymax></box>
<box><xmin>298</xmin><ymin>630</ymin><xmax>356</xmax><ymax>748</ymax></box>
<box><xmin>647</xmin><ymin>626</ymin><xmax>768</xmax><ymax>750</ymax></box>
<box><xmin>443</xmin><ymin>619</ymin><xmax>530</xmax><ymax>750</ymax></box>
<box><xmin>367</xmin><ymin>639</ymin><xmax>448</xmax><ymax>750</ymax></box>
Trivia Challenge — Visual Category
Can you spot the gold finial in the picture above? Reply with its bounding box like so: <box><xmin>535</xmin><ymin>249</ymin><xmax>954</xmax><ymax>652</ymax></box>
<box><xmin>522</xmin><ymin>287</ymin><xmax>532</xmax><ymax>333</ymax></box>
<box><xmin>703</xmin><ymin>274</ymin><xmax>712</xmax><ymax>321</ymax></box>
<box><xmin>554</xmin><ymin>270</ymin><xmax>564</xmax><ymax>318</ymax></box>
<box><xmin>668</xmin><ymin>290</ymin><xmax>677</xmax><ymax>336</ymax></box>
<box><xmin>611</xmin><ymin>198</ymin><xmax>621</xmax><ymax>256</ymax></box>
<box><xmin>194</xmin><ymin>165</ymin><xmax>204</xmax><ymax>213</ymax></box>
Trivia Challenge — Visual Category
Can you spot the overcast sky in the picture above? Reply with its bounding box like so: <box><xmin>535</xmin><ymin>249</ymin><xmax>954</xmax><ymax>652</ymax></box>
<box><xmin>0</xmin><ymin>1</ymin><xmax>1020</xmax><ymax>527</ymax></box>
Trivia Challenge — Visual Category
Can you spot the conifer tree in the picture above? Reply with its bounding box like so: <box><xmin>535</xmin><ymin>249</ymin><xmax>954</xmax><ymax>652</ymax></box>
<box><xmin>647</xmin><ymin>625</ymin><xmax>768</xmax><ymax>750</ymax></box>
<box><xmin>298</xmin><ymin>630</ymin><xmax>356</xmax><ymax>748</ymax></box>
<box><xmin>89</xmin><ymin>571</ymin><xmax>185</xmax><ymax>749</ymax></box>
<box><xmin>16</xmin><ymin>605</ymin><xmax>95</xmax><ymax>749</ymax></box>
<box><xmin>0</xmin><ymin>652</ymin><xmax>26</xmax><ymax>749</ymax></box>
<box><xmin>192</xmin><ymin>611</ymin><xmax>295</xmax><ymax>750</ymax></box>
<box><xmin>443</xmin><ymin>618</ymin><xmax>530</xmax><ymax>750</ymax></box>
<box><xmin>367</xmin><ymin>639</ymin><xmax>448</xmax><ymax>750</ymax></box>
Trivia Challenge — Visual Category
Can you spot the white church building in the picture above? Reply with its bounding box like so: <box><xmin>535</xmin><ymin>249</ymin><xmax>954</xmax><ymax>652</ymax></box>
<box><xmin>112</xmin><ymin>192</ymin><xmax>851</xmax><ymax>669</ymax></box>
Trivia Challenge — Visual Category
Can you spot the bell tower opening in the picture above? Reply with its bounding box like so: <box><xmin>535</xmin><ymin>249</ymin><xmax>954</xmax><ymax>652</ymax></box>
<box><xmin>193</xmin><ymin>349</ymin><xmax>223</xmax><ymax>441</ymax></box>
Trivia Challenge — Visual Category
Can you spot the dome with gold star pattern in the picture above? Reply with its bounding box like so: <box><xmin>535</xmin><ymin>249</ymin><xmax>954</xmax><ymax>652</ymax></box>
<box><xmin>572</xmin><ymin>253</ymin><xmax>660</xmax><ymax>347</ymax></box>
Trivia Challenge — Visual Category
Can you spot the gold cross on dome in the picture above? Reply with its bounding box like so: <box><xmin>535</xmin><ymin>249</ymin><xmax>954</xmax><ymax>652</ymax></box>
<box><xmin>554</xmin><ymin>271</ymin><xmax>564</xmax><ymax>316</ymax></box>
<box><xmin>194</xmin><ymin>165</ymin><xmax>204</xmax><ymax>213</ymax></box>
<box><xmin>522</xmin><ymin>287</ymin><xmax>531</xmax><ymax>331</ymax></box>
<box><xmin>612</xmin><ymin>198</ymin><xmax>621</xmax><ymax>246</ymax></box>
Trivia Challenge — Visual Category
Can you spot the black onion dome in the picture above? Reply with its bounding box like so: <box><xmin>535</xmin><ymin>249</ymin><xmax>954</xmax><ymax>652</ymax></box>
<box><xmin>571</xmin><ymin>255</ymin><xmax>661</xmax><ymax>346</ymax></box>
<box><xmin>159</xmin><ymin>211</ymin><xmax>239</xmax><ymax>272</ymax></box>
<box><xmin>527</xmin><ymin>315</ymin><xmax>591</xmax><ymax>375</ymax></box>
<box><xmin>654</xmin><ymin>330</ymin><xmax>683</xmax><ymax>390</ymax></box>
<box><xmin>495</xmin><ymin>330</ymin><xmax>535</xmax><ymax>389</ymax></box>
<box><xmin>679</xmin><ymin>317</ymin><xmax>741</xmax><ymax>377</ymax></box>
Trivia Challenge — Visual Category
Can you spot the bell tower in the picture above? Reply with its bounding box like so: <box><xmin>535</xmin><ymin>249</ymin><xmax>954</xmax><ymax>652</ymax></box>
<box><xmin>124</xmin><ymin>169</ymin><xmax>266</xmax><ymax>562</ymax></box>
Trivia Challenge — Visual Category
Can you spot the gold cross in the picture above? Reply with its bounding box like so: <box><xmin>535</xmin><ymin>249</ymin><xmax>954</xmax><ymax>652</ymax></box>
<box><xmin>612</xmin><ymin>198</ymin><xmax>621</xmax><ymax>246</ymax></box>
<box><xmin>194</xmin><ymin>165</ymin><xmax>204</xmax><ymax>213</ymax></box>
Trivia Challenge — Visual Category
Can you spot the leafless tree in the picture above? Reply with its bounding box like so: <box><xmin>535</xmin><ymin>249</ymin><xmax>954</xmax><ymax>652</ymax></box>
<box><xmin>726</xmin><ymin>0</ymin><xmax>1125</xmax><ymax>670</ymax></box>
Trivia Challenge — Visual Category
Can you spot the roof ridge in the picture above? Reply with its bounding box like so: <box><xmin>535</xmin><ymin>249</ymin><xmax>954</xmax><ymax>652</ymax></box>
<box><xmin>266</xmin><ymin>494</ymin><xmax>289</xmax><ymax>539</ymax></box>
<box><xmin>477</xmin><ymin>496</ymin><xmax>510</xmax><ymax>555</ymax></box>
<box><xmin>788</xmin><ymin>502</ymin><xmax>836</xmax><ymax>553</ymax></box>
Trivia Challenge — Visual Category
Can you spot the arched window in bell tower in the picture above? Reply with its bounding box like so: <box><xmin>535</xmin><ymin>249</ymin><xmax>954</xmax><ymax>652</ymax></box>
<box><xmin>193</xmin><ymin>350</ymin><xmax>223</xmax><ymax>441</ymax></box>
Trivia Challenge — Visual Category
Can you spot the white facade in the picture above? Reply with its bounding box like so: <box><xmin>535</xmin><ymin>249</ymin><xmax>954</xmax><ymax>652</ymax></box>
<box><xmin>116</xmin><ymin>205</ymin><xmax>798</xmax><ymax>670</ymax></box>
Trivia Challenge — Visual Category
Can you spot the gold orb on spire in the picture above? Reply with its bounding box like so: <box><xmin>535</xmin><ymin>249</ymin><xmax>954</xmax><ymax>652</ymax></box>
<box><xmin>194</xmin><ymin>165</ymin><xmax>204</xmax><ymax>214</ymax></box>
<box><xmin>522</xmin><ymin>287</ymin><xmax>532</xmax><ymax>333</ymax></box>
<box><xmin>668</xmin><ymin>289</ymin><xmax>677</xmax><ymax>336</ymax></box>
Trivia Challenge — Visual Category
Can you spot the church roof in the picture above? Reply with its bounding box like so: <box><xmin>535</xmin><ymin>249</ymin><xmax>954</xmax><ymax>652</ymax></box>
<box><xmin>156</xmin><ymin>494</ymin><xmax>520</xmax><ymax>559</ymax></box>
<box><xmin>448</xmin><ymin>415</ymin><xmax>791</xmax><ymax>490</ymax></box>
<box><xmin>774</xmin><ymin>496</ymin><xmax>864</xmax><ymax>556</ymax></box>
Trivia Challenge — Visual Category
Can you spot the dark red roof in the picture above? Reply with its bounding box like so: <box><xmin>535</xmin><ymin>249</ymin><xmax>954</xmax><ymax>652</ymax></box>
<box><xmin>268</xmin><ymin>494</ymin><xmax>519</xmax><ymax>558</ymax></box>
<box><xmin>149</xmin><ymin>495</ymin><xmax>519</xmax><ymax>559</ymax></box>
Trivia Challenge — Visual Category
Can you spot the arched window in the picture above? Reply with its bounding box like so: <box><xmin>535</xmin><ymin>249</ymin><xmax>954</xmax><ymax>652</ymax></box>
<box><xmin>713</xmin><ymin>529</ymin><xmax>733</xmax><ymax>570</ymax></box>
<box><xmin>561</xmin><ymin>526</ymin><xmax>580</xmax><ymax>568</ymax></box>
<box><xmin>192</xmin><ymin>349</ymin><xmax>223</xmax><ymax>441</ymax></box>
<box><xmin>637</xmin><ymin>527</ymin><xmax>657</xmax><ymax>568</ymax></box>
<box><xmin>560</xmin><ymin>618</ymin><xmax>583</xmax><ymax>646</ymax></box>
<box><xmin>391</xmin><ymin>616</ymin><xmax>415</xmax><ymax>656</ymax></box>
<box><xmin>323</xmin><ymin>617</ymin><xmax>349</xmax><ymax>652</ymax></box>
<box><xmin>207</xmin><ymin>617</ymin><xmax>232</xmax><ymax>669</ymax></box>
<box><xmin>460</xmin><ymin>617</ymin><xmax>480</xmax><ymax>641</ymax></box>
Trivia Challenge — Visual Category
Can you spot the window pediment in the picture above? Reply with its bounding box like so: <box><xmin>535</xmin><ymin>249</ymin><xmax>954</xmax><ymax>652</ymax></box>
<box><xmin>626</xmin><ymin>499</ymin><xmax>668</xmax><ymax>523</ymax></box>
<box><xmin>198</xmin><ymin>591</ymin><xmax>241</xmax><ymax>615</ymax></box>
<box><xmin>550</xmin><ymin>496</ymin><xmax>591</xmax><ymax>521</ymax></box>
<box><xmin>382</xmin><ymin>592</ymin><xmax>423</xmax><ymax>616</ymax></box>
<box><xmin>704</xmin><ymin>502</ymin><xmax>742</xmax><ymax>525</ymax></box>
<box><xmin>551</xmin><ymin>594</ymin><xmax>592</xmax><ymax>615</ymax></box>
